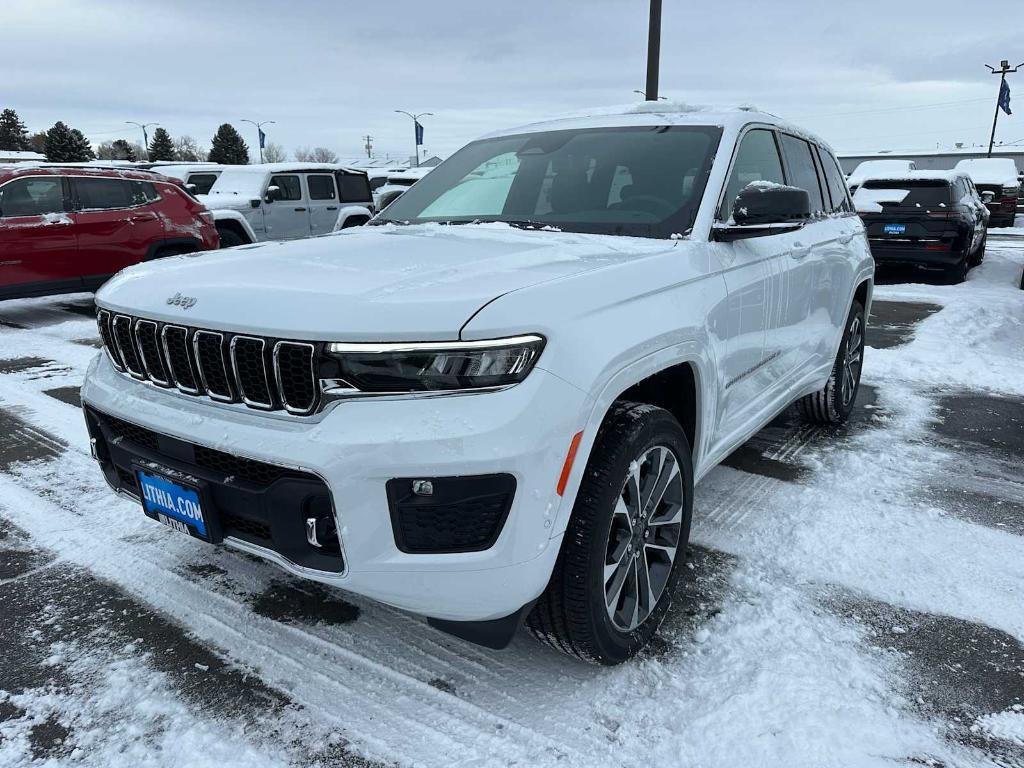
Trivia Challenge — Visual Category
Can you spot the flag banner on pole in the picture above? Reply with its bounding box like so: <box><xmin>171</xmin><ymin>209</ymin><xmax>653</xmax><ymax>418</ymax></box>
<box><xmin>999</xmin><ymin>80</ymin><xmax>1012</xmax><ymax>116</ymax></box>
<box><xmin>415</xmin><ymin>120</ymin><xmax>424</xmax><ymax>146</ymax></box>
<box><xmin>258</xmin><ymin>128</ymin><xmax>267</xmax><ymax>148</ymax></box>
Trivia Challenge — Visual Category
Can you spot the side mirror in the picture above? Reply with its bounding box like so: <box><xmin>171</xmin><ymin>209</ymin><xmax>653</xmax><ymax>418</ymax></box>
<box><xmin>713</xmin><ymin>183</ymin><xmax>810</xmax><ymax>241</ymax></box>
<box><xmin>264</xmin><ymin>184</ymin><xmax>281</xmax><ymax>203</ymax></box>
<box><xmin>981</xmin><ymin>190</ymin><xmax>995</xmax><ymax>204</ymax></box>
<box><xmin>185</xmin><ymin>183</ymin><xmax>198</xmax><ymax>193</ymax></box>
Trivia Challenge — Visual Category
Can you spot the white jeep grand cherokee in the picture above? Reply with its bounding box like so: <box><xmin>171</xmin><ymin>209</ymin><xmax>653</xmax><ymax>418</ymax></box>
<box><xmin>83</xmin><ymin>104</ymin><xmax>873</xmax><ymax>664</ymax></box>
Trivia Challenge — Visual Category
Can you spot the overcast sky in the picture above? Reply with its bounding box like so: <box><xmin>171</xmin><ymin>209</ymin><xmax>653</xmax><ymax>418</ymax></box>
<box><xmin>5</xmin><ymin>0</ymin><xmax>1022</xmax><ymax>161</ymax></box>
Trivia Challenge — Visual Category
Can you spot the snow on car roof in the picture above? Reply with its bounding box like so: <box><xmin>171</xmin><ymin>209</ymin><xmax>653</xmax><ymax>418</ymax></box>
<box><xmin>205</xmin><ymin>163</ymin><xmax>366</xmax><ymax>197</ymax></box>
<box><xmin>954</xmin><ymin>158</ymin><xmax>1019</xmax><ymax>186</ymax></box>
<box><xmin>480</xmin><ymin>102</ymin><xmax>830</xmax><ymax>149</ymax></box>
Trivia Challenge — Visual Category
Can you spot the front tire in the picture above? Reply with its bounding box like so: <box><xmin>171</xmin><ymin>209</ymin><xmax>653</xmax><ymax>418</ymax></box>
<box><xmin>798</xmin><ymin>300</ymin><xmax>865</xmax><ymax>425</ymax></box>
<box><xmin>527</xmin><ymin>402</ymin><xmax>694</xmax><ymax>665</ymax></box>
<box><xmin>217</xmin><ymin>228</ymin><xmax>246</xmax><ymax>248</ymax></box>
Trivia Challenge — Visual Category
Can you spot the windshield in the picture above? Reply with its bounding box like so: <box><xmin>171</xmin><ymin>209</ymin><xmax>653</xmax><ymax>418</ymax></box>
<box><xmin>377</xmin><ymin>125</ymin><xmax>723</xmax><ymax>238</ymax></box>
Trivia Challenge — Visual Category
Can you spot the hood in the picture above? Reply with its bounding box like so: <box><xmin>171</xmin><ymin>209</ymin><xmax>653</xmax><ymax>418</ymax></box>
<box><xmin>96</xmin><ymin>223</ymin><xmax>674</xmax><ymax>340</ymax></box>
<box><xmin>196</xmin><ymin>193</ymin><xmax>252</xmax><ymax>212</ymax></box>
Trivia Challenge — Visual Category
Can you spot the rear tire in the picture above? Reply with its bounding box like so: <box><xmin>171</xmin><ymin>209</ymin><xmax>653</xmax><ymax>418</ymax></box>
<box><xmin>944</xmin><ymin>251</ymin><xmax>969</xmax><ymax>284</ymax></box>
<box><xmin>527</xmin><ymin>402</ymin><xmax>694</xmax><ymax>665</ymax></box>
<box><xmin>969</xmin><ymin>233</ymin><xmax>986</xmax><ymax>267</ymax></box>
<box><xmin>798</xmin><ymin>300</ymin><xmax>865</xmax><ymax>425</ymax></box>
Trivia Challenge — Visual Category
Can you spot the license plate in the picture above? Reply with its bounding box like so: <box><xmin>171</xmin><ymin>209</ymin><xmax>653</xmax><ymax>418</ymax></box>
<box><xmin>135</xmin><ymin>468</ymin><xmax>210</xmax><ymax>541</ymax></box>
<box><xmin>883</xmin><ymin>224</ymin><xmax>906</xmax><ymax>235</ymax></box>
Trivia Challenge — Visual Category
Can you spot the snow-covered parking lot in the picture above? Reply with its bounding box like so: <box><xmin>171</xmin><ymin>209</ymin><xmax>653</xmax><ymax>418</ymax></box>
<box><xmin>1</xmin><ymin>238</ymin><xmax>1023</xmax><ymax>768</ymax></box>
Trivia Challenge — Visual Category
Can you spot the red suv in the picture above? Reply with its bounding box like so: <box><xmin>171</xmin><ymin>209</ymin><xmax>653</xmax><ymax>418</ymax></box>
<box><xmin>0</xmin><ymin>165</ymin><xmax>219</xmax><ymax>301</ymax></box>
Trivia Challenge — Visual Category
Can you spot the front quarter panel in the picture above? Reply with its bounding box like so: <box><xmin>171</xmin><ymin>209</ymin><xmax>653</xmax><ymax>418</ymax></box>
<box><xmin>461</xmin><ymin>239</ymin><xmax>727</xmax><ymax>536</ymax></box>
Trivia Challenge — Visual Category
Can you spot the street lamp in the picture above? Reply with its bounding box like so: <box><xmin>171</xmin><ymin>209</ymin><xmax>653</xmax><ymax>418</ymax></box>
<box><xmin>126</xmin><ymin>121</ymin><xmax>158</xmax><ymax>161</ymax></box>
<box><xmin>395</xmin><ymin>110</ymin><xmax>432</xmax><ymax>167</ymax></box>
<box><xmin>241</xmin><ymin>119</ymin><xmax>275</xmax><ymax>164</ymax></box>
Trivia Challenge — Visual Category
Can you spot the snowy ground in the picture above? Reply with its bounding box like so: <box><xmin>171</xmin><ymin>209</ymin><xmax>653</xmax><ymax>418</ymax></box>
<box><xmin>1</xmin><ymin>239</ymin><xmax>1023</xmax><ymax>767</ymax></box>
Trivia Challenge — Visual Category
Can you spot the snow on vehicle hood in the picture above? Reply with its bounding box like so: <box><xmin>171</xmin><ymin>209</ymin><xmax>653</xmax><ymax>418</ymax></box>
<box><xmin>95</xmin><ymin>222</ymin><xmax>674</xmax><ymax>340</ymax></box>
<box><xmin>195</xmin><ymin>193</ymin><xmax>251</xmax><ymax>212</ymax></box>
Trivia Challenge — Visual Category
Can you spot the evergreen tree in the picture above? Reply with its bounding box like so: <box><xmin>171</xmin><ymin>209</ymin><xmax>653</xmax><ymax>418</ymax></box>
<box><xmin>208</xmin><ymin>124</ymin><xmax>249</xmax><ymax>164</ymax></box>
<box><xmin>0</xmin><ymin>108</ymin><xmax>32</xmax><ymax>151</ymax></box>
<box><xmin>43</xmin><ymin>121</ymin><xmax>95</xmax><ymax>162</ymax></box>
<box><xmin>148</xmin><ymin>127</ymin><xmax>175</xmax><ymax>161</ymax></box>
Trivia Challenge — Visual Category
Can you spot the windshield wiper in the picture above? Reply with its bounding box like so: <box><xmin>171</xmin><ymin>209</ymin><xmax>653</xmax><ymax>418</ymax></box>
<box><xmin>484</xmin><ymin>219</ymin><xmax>560</xmax><ymax>231</ymax></box>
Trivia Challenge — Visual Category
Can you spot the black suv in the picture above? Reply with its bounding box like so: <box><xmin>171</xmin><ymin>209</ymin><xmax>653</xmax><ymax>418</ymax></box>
<box><xmin>856</xmin><ymin>171</ymin><xmax>989</xmax><ymax>283</ymax></box>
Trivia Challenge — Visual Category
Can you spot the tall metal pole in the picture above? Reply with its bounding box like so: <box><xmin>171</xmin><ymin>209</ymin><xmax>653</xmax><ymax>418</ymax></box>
<box><xmin>645</xmin><ymin>0</ymin><xmax>662</xmax><ymax>101</ymax></box>
<box><xmin>241</xmin><ymin>119</ymin><xmax>275</xmax><ymax>164</ymax></box>
<box><xmin>985</xmin><ymin>61</ymin><xmax>1022</xmax><ymax>157</ymax></box>
<box><xmin>395</xmin><ymin>110</ymin><xmax>432</xmax><ymax>167</ymax></box>
<box><xmin>126</xmin><ymin>121</ymin><xmax>158</xmax><ymax>161</ymax></box>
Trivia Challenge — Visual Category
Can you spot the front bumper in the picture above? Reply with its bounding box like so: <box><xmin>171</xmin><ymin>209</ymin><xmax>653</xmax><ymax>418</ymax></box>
<box><xmin>82</xmin><ymin>354</ymin><xmax>587</xmax><ymax>622</ymax></box>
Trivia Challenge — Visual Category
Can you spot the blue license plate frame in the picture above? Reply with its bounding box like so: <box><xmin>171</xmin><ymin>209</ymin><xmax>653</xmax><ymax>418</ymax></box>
<box><xmin>134</xmin><ymin>465</ymin><xmax>218</xmax><ymax>543</ymax></box>
<box><xmin>883</xmin><ymin>223</ymin><xmax>907</xmax><ymax>235</ymax></box>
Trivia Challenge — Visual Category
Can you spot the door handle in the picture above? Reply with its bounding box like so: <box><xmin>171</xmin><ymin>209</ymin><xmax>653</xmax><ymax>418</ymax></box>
<box><xmin>294</xmin><ymin>207</ymin><xmax>307</xmax><ymax>212</ymax></box>
<box><xmin>790</xmin><ymin>241</ymin><xmax>812</xmax><ymax>259</ymax></box>
<box><xmin>326</xmin><ymin>206</ymin><xmax>338</xmax><ymax>211</ymax></box>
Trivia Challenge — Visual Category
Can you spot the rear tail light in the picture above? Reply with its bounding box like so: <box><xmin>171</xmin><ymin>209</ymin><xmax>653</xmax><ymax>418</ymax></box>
<box><xmin>926</xmin><ymin>243</ymin><xmax>952</xmax><ymax>251</ymax></box>
<box><xmin>926</xmin><ymin>211</ymin><xmax>957</xmax><ymax>218</ymax></box>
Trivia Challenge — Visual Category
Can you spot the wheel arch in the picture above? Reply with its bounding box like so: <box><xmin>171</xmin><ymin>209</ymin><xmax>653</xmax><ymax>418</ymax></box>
<box><xmin>214</xmin><ymin>218</ymin><xmax>254</xmax><ymax>244</ymax></box>
<box><xmin>552</xmin><ymin>349</ymin><xmax>709</xmax><ymax>539</ymax></box>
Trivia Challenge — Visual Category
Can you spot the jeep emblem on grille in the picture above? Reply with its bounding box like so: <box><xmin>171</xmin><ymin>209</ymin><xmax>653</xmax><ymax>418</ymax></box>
<box><xmin>166</xmin><ymin>293</ymin><xmax>197</xmax><ymax>309</ymax></box>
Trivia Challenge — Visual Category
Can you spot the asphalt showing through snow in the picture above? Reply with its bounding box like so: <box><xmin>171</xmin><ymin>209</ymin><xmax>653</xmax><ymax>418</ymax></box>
<box><xmin>1</xmin><ymin>246</ymin><xmax>1023</xmax><ymax>767</ymax></box>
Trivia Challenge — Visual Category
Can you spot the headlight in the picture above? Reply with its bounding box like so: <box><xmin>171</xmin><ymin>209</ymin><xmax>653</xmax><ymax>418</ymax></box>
<box><xmin>325</xmin><ymin>335</ymin><xmax>545</xmax><ymax>393</ymax></box>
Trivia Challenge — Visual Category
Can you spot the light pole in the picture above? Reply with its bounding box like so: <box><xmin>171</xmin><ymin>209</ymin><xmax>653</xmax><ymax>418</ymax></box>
<box><xmin>241</xmin><ymin>119</ymin><xmax>275</xmax><ymax>164</ymax></box>
<box><xmin>395</xmin><ymin>110</ymin><xmax>432</xmax><ymax>167</ymax></box>
<box><xmin>985</xmin><ymin>60</ymin><xmax>1022</xmax><ymax>157</ymax></box>
<box><xmin>645</xmin><ymin>0</ymin><xmax>662</xmax><ymax>101</ymax></box>
<box><xmin>126</xmin><ymin>121</ymin><xmax>158</xmax><ymax>161</ymax></box>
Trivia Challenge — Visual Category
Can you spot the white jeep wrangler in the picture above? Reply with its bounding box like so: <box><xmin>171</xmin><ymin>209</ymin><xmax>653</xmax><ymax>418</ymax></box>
<box><xmin>83</xmin><ymin>104</ymin><xmax>872</xmax><ymax>664</ymax></box>
<box><xmin>196</xmin><ymin>163</ymin><xmax>374</xmax><ymax>246</ymax></box>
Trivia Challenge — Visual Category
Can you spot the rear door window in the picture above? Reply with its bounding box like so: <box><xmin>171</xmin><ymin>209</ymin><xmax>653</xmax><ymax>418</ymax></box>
<box><xmin>778</xmin><ymin>134</ymin><xmax>826</xmax><ymax>214</ymax></box>
<box><xmin>75</xmin><ymin>177</ymin><xmax>133</xmax><ymax>210</ymax></box>
<box><xmin>268</xmin><ymin>174</ymin><xmax>302</xmax><ymax>201</ymax></box>
<box><xmin>338</xmin><ymin>173</ymin><xmax>372</xmax><ymax>203</ymax></box>
<box><xmin>129</xmin><ymin>180</ymin><xmax>159</xmax><ymax>205</ymax></box>
<box><xmin>719</xmin><ymin>128</ymin><xmax>786</xmax><ymax>219</ymax></box>
<box><xmin>817</xmin><ymin>147</ymin><xmax>852</xmax><ymax>213</ymax></box>
<box><xmin>306</xmin><ymin>174</ymin><xmax>337</xmax><ymax>200</ymax></box>
<box><xmin>0</xmin><ymin>176</ymin><xmax>66</xmax><ymax>217</ymax></box>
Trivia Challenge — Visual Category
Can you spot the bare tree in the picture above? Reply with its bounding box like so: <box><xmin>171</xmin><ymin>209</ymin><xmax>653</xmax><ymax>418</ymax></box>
<box><xmin>263</xmin><ymin>141</ymin><xmax>287</xmax><ymax>162</ymax></box>
<box><xmin>293</xmin><ymin>146</ymin><xmax>337</xmax><ymax>163</ymax></box>
<box><xmin>173</xmin><ymin>135</ymin><xmax>208</xmax><ymax>162</ymax></box>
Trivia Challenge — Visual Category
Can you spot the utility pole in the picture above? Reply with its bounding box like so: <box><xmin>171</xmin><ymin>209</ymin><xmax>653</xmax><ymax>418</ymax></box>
<box><xmin>363</xmin><ymin>134</ymin><xmax>373</xmax><ymax>158</ymax></box>
<box><xmin>645</xmin><ymin>0</ymin><xmax>662</xmax><ymax>101</ymax></box>
<box><xmin>395</xmin><ymin>110</ymin><xmax>432</xmax><ymax>167</ymax></box>
<box><xmin>126</xmin><ymin>121</ymin><xmax>158</xmax><ymax>161</ymax></box>
<box><xmin>240</xmin><ymin>119</ymin><xmax>275</xmax><ymax>164</ymax></box>
<box><xmin>985</xmin><ymin>60</ymin><xmax>1022</xmax><ymax>157</ymax></box>
<box><xmin>633</xmin><ymin>90</ymin><xmax>666</xmax><ymax>100</ymax></box>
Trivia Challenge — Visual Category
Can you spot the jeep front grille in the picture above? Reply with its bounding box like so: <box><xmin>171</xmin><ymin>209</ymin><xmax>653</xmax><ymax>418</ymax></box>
<box><xmin>97</xmin><ymin>309</ymin><xmax>321</xmax><ymax>416</ymax></box>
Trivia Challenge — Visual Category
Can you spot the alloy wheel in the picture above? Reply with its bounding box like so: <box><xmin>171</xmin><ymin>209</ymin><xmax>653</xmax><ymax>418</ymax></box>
<box><xmin>603</xmin><ymin>445</ymin><xmax>684</xmax><ymax>632</ymax></box>
<box><xmin>840</xmin><ymin>315</ymin><xmax>864</xmax><ymax>407</ymax></box>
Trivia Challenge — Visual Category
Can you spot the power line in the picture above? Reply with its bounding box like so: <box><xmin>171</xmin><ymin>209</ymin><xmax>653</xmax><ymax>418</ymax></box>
<box><xmin>793</xmin><ymin>97</ymin><xmax>990</xmax><ymax>120</ymax></box>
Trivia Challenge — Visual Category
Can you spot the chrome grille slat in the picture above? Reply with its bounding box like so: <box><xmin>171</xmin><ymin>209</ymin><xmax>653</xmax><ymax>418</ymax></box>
<box><xmin>97</xmin><ymin>312</ymin><xmax>319</xmax><ymax>416</ymax></box>
<box><xmin>134</xmin><ymin>319</ymin><xmax>171</xmax><ymax>387</ymax></box>
<box><xmin>230</xmin><ymin>336</ymin><xmax>274</xmax><ymax>410</ymax></box>
<box><xmin>162</xmin><ymin>325</ymin><xmax>200</xmax><ymax>395</ymax></box>
<box><xmin>193</xmin><ymin>331</ymin><xmax>234</xmax><ymax>402</ymax></box>
<box><xmin>96</xmin><ymin>310</ymin><xmax>125</xmax><ymax>371</ymax></box>
<box><xmin>112</xmin><ymin>314</ymin><xmax>145</xmax><ymax>379</ymax></box>
<box><xmin>273</xmin><ymin>341</ymin><xmax>317</xmax><ymax>415</ymax></box>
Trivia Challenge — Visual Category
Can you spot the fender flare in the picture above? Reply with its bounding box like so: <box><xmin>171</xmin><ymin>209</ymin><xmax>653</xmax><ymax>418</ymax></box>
<box><xmin>209</xmin><ymin>208</ymin><xmax>258</xmax><ymax>243</ymax></box>
<box><xmin>549</xmin><ymin>341</ymin><xmax>712</xmax><ymax>538</ymax></box>
<box><xmin>333</xmin><ymin>205</ymin><xmax>373</xmax><ymax>231</ymax></box>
